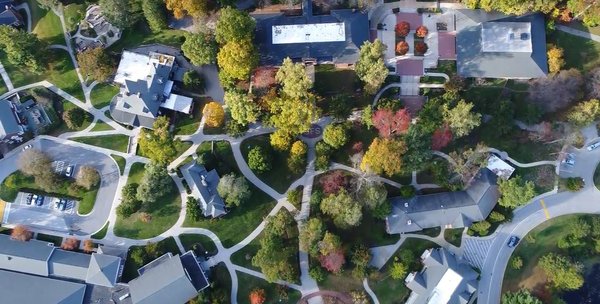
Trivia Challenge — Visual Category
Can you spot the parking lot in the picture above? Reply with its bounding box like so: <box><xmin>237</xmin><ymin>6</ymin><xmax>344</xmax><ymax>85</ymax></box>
<box><xmin>15</xmin><ymin>192</ymin><xmax>76</xmax><ymax>215</ymax></box>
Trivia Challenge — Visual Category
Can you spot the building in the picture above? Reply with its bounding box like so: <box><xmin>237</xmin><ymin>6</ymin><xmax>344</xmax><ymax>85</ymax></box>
<box><xmin>128</xmin><ymin>251</ymin><xmax>209</xmax><ymax>304</ymax></box>
<box><xmin>0</xmin><ymin>1</ymin><xmax>23</xmax><ymax>27</ymax></box>
<box><xmin>386</xmin><ymin>169</ymin><xmax>499</xmax><ymax>234</ymax></box>
<box><xmin>405</xmin><ymin>248</ymin><xmax>478</xmax><ymax>304</ymax></box>
<box><xmin>180</xmin><ymin>160</ymin><xmax>227</xmax><ymax>218</ymax></box>
<box><xmin>253</xmin><ymin>0</ymin><xmax>369</xmax><ymax>66</ymax></box>
<box><xmin>0</xmin><ymin>99</ymin><xmax>25</xmax><ymax>144</ymax></box>
<box><xmin>109</xmin><ymin>51</ymin><xmax>193</xmax><ymax>129</ymax></box>
<box><xmin>456</xmin><ymin>11</ymin><xmax>548</xmax><ymax>78</ymax></box>
<box><xmin>0</xmin><ymin>234</ymin><xmax>122</xmax><ymax>304</ymax></box>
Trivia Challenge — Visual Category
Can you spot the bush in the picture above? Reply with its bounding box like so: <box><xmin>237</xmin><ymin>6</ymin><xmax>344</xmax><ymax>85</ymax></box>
<box><xmin>470</xmin><ymin>220</ymin><xmax>491</xmax><ymax>236</ymax></box>
<box><xmin>62</xmin><ymin>107</ymin><xmax>86</xmax><ymax>129</ymax></box>
<box><xmin>247</xmin><ymin>146</ymin><xmax>272</xmax><ymax>173</ymax></box>
<box><xmin>287</xmin><ymin>187</ymin><xmax>302</xmax><ymax>208</ymax></box>
<box><xmin>323</xmin><ymin>124</ymin><xmax>349</xmax><ymax>149</ymax></box>
<box><xmin>309</xmin><ymin>266</ymin><xmax>327</xmax><ymax>282</ymax></box>
<box><xmin>415</xmin><ymin>25</ymin><xmax>428</xmax><ymax>38</ymax></box>
<box><xmin>182</xmin><ymin>70</ymin><xmax>204</xmax><ymax>93</ymax></box>
<box><xmin>395</xmin><ymin>41</ymin><xmax>409</xmax><ymax>56</ymax></box>
<box><xmin>395</xmin><ymin>21</ymin><xmax>410</xmax><ymax>37</ymax></box>
<box><xmin>399</xmin><ymin>185</ymin><xmax>415</xmax><ymax>198</ymax></box>
<box><xmin>510</xmin><ymin>255</ymin><xmax>523</xmax><ymax>270</ymax></box>
<box><xmin>565</xmin><ymin>177</ymin><xmax>584</xmax><ymax>191</ymax></box>
<box><xmin>488</xmin><ymin>211</ymin><xmax>506</xmax><ymax>223</ymax></box>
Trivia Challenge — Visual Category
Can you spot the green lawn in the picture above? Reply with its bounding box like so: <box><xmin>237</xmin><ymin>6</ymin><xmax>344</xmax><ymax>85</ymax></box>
<box><xmin>91</xmin><ymin>221</ymin><xmax>109</xmax><ymax>239</ymax></box>
<box><xmin>231</xmin><ymin>233</ymin><xmax>261</xmax><ymax>270</ymax></box>
<box><xmin>137</xmin><ymin>140</ymin><xmax>192</xmax><ymax>164</ymax></box>
<box><xmin>371</xmin><ymin>238</ymin><xmax>440</xmax><ymax>304</ymax></box>
<box><xmin>73</xmin><ymin>134</ymin><xmax>129</xmax><ymax>153</ymax></box>
<box><xmin>111</xmin><ymin>154</ymin><xmax>126</xmax><ymax>175</ymax></box>
<box><xmin>90</xmin><ymin>83</ymin><xmax>119</xmax><ymax>109</ymax></box>
<box><xmin>241</xmin><ymin>135</ymin><xmax>305</xmax><ymax>194</ymax></box>
<box><xmin>108</xmin><ymin>23</ymin><xmax>186</xmax><ymax>51</ymax></box>
<box><xmin>314</xmin><ymin>64</ymin><xmax>358</xmax><ymax>96</ymax></box>
<box><xmin>29</xmin><ymin>0</ymin><xmax>64</xmax><ymax>45</ymax></box>
<box><xmin>444</xmin><ymin>228</ymin><xmax>464</xmax><ymax>247</ymax></box>
<box><xmin>36</xmin><ymin>233</ymin><xmax>63</xmax><ymax>246</ymax></box>
<box><xmin>90</xmin><ymin>121</ymin><xmax>114</xmax><ymax>131</ymax></box>
<box><xmin>196</xmin><ymin>141</ymin><xmax>240</xmax><ymax>175</ymax></box>
<box><xmin>236</xmin><ymin>272</ymin><xmax>301</xmax><ymax>304</ymax></box>
<box><xmin>174</xmin><ymin>100</ymin><xmax>204</xmax><ymax>135</ymax></box>
<box><xmin>183</xmin><ymin>183</ymin><xmax>276</xmax><ymax>248</ymax></box>
<box><xmin>127</xmin><ymin>162</ymin><xmax>146</xmax><ymax>185</ymax></box>
<box><xmin>63</xmin><ymin>3</ymin><xmax>86</xmax><ymax>32</ymax></box>
<box><xmin>179</xmin><ymin>233</ymin><xmax>218</xmax><ymax>255</ymax></box>
<box><xmin>77</xmin><ymin>186</ymin><xmax>100</xmax><ymax>215</ymax></box>
<box><xmin>550</xmin><ymin>31</ymin><xmax>600</xmax><ymax>73</ymax></box>
<box><xmin>48</xmin><ymin>100</ymin><xmax>92</xmax><ymax>136</ymax></box>
<box><xmin>122</xmin><ymin>237</ymin><xmax>180</xmax><ymax>282</ymax></box>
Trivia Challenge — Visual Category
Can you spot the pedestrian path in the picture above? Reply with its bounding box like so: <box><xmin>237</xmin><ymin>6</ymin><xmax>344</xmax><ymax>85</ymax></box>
<box><xmin>557</xmin><ymin>25</ymin><xmax>600</xmax><ymax>43</ymax></box>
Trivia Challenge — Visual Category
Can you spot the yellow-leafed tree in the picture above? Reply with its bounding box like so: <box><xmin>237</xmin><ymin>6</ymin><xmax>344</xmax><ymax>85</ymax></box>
<box><xmin>360</xmin><ymin>138</ymin><xmax>406</xmax><ymax>176</ymax></box>
<box><xmin>547</xmin><ymin>45</ymin><xmax>565</xmax><ymax>74</ymax></box>
<box><xmin>203</xmin><ymin>101</ymin><xmax>225</xmax><ymax>127</ymax></box>
<box><xmin>165</xmin><ymin>0</ymin><xmax>214</xmax><ymax>19</ymax></box>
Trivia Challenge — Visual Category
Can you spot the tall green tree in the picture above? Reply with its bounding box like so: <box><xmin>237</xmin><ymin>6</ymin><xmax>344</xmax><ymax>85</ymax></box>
<box><xmin>136</xmin><ymin>162</ymin><xmax>173</xmax><ymax>205</ymax></box>
<box><xmin>141</xmin><ymin>0</ymin><xmax>167</xmax><ymax>32</ymax></box>
<box><xmin>322</xmin><ymin>123</ymin><xmax>349</xmax><ymax>149</ymax></box>
<box><xmin>99</xmin><ymin>0</ymin><xmax>142</xmax><ymax>29</ymax></box>
<box><xmin>138</xmin><ymin>116</ymin><xmax>179</xmax><ymax>165</ymax></box>
<box><xmin>320</xmin><ymin>189</ymin><xmax>363</xmax><ymax>228</ymax></box>
<box><xmin>268</xmin><ymin>94</ymin><xmax>319</xmax><ymax>141</ymax></box>
<box><xmin>299</xmin><ymin>218</ymin><xmax>325</xmax><ymax>257</ymax></box>
<box><xmin>275</xmin><ymin>57</ymin><xmax>312</xmax><ymax>99</ymax></box>
<box><xmin>538</xmin><ymin>253</ymin><xmax>584</xmax><ymax>290</ymax></box>
<box><xmin>0</xmin><ymin>26</ymin><xmax>46</xmax><ymax>73</ymax></box>
<box><xmin>224</xmin><ymin>90</ymin><xmax>260</xmax><ymax>125</ymax></box>
<box><xmin>215</xmin><ymin>7</ymin><xmax>256</xmax><ymax>44</ymax></box>
<box><xmin>182</xmin><ymin>32</ymin><xmax>218</xmax><ymax>66</ymax></box>
<box><xmin>355</xmin><ymin>39</ymin><xmax>388</xmax><ymax>95</ymax></box>
<box><xmin>442</xmin><ymin>100</ymin><xmax>481</xmax><ymax>138</ymax></box>
<box><xmin>501</xmin><ymin>289</ymin><xmax>542</xmax><ymax>304</ymax></box>
<box><xmin>567</xmin><ymin>99</ymin><xmax>600</xmax><ymax>127</ymax></box>
<box><xmin>76</xmin><ymin>47</ymin><xmax>114</xmax><ymax>82</ymax></box>
<box><xmin>217</xmin><ymin>173</ymin><xmax>251</xmax><ymax>207</ymax></box>
<box><xmin>498</xmin><ymin>176</ymin><xmax>537</xmax><ymax>208</ymax></box>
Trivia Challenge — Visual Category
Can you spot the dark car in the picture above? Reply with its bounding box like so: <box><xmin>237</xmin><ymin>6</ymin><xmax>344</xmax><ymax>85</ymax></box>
<box><xmin>36</xmin><ymin>195</ymin><xmax>44</xmax><ymax>206</ymax></box>
<box><xmin>507</xmin><ymin>236</ymin><xmax>520</xmax><ymax>248</ymax></box>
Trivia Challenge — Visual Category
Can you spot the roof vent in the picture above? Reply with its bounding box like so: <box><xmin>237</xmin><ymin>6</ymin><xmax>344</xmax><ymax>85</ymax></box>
<box><xmin>520</xmin><ymin>33</ymin><xmax>529</xmax><ymax>40</ymax></box>
<box><xmin>404</xmin><ymin>202</ymin><xmax>409</xmax><ymax>208</ymax></box>
<box><xmin>47</xmin><ymin>243</ymin><xmax>54</xmax><ymax>247</ymax></box>
<box><xmin>407</xmin><ymin>220</ymin><xmax>412</xmax><ymax>225</ymax></box>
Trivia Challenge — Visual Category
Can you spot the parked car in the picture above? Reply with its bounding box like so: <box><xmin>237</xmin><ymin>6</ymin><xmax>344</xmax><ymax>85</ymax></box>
<box><xmin>507</xmin><ymin>236</ymin><xmax>520</xmax><ymax>248</ymax></box>
<box><xmin>563</xmin><ymin>158</ymin><xmax>575</xmax><ymax>166</ymax></box>
<box><xmin>588</xmin><ymin>142</ymin><xmax>600</xmax><ymax>151</ymax></box>
<box><xmin>31</xmin><ymin>194</ymin><xmax>38</xmax><ymax>205</ymax></box>
<box><xmin>26</xmin><ymin>193</ymin><xmax>33</xmax><ymax>205</ymax></box>
<box><xmin>55</xmin><ymin>199</ymin><xmax>67</xmax><ymax>211</ymax></box>
<box><xmin>35</xmin><ymin>195</ymin><xmax>44</xmax><ymax>206</ymax></box>
<box><xmin>65</xmin><ymin>165</ymin><xmax>75</xmax><ymax>178</ymax></box>
<box><xmin>22</xmin><ymin>144</ymin><xmax>32</xmax><ymax>151</ymax></box>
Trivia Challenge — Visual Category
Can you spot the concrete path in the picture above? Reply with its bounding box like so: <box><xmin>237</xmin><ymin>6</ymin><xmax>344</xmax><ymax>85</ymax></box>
<box><xmin>557</xmin><ymin>24</ymin><xmax>600</xmax><ymax>43</ymax></box>
<box><xmin>363</xmin><ymin>278</ymin><xmax>380</xmax><ymax>304</ymax></box>
<box><xmin>14</xmin><ymin>3</ymin><xmax>32</xmax><ymax>33</ymax></box>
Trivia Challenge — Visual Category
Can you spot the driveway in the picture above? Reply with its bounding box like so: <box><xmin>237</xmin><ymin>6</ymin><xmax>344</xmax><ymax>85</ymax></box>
<box><xmin>1</xmin><ymin>138</ymin><xmax>119</xmax><ymax>235</ymax></box>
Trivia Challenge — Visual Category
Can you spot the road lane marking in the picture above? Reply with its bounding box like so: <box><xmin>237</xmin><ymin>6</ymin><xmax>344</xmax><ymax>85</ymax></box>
<box><xmin>540</xmin><ymin>199</ymin><xmax>550</xmax><ymax>219</ymax></box>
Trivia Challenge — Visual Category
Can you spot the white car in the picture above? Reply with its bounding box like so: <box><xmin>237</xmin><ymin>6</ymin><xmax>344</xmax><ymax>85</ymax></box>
<box><xmin>588</xmin><ymin>142</ymin><xmax>600</xmax><ymax>151</ymax></box>
<box><xmin>22</xmin><ymin>144</ymin><xmax>32</xmax><ymax>151</ymax></box>
<box><xmin>562</xmin><ymin>157</ymin><xmax>575</xmax><ymax>166</ymax></box>
<box><xmin>65</xmin><ymin>165</ymin><xmax>75</xmax><ymax>178</ymax></box>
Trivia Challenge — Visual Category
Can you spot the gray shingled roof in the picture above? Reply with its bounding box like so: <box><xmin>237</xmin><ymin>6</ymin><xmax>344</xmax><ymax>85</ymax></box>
<box><xmin>0</xmin><ymin>269</ymin><xmax>86</xmax><ymax>304</ymax></box>
<box><xmin>456</xmin><ymin>11</ymin><xmax>548</xmax><ymax>78</ymax></box>
<box><xmin>49</xmin><ymin>250</ymin><xmax>91</xmax><ymax>281</ymax></box>
<box><xmin>0</xmin><ymin>234</ymin><xmax>55</xmax><ymax>276</ymax></box>
<box><xmin>405</xmin><ymin>248</ymin><xmax>478</xmax><ymax>304</ymax></box>
<box><xmin>128</xmin><ymin>254</ymin><xmax>203</xmax><ymax>304</ymax></box>
<box><xmin>0</xmin><ymin>1</ymin><xmax>22</xmax><ymax>27</ymax></box>
<box><xmin>0</xmin><ymin>99</ymin><xmax>22</xmax><ymax>139</ymax></box>
<box><xmin>85</xmin><ymin>253</ymin><xmax>122</xmax><ymax>287</ymax></box>
<box><xmin>386</xmin><ymin>169</ymin><xmax>498</xmax><ymax>234</ymax></box>
<box><xmin>181</xmin><ymin>161</ymin><xmax>227</xmax><ymax>218</ymax></box>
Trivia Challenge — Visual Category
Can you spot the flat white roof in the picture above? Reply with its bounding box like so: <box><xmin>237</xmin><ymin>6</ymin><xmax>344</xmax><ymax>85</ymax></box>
<box><xmin>487</xmin><ymin>155</ymin><xmax>515</xmax><ymax>180</ymax></box>
<box><xmin>114</xmin><ymin>51</ymin><xmax>175</xmax><ymax>85</ymax></box>
<box><xmin>162</xmin><ymin>94</ymin><xmax>193</xmax><ymax>114</ymax></box>
<box><xmin>481</xmin><ymin>22</ymin><xmax>532</xmax><ymax>53</ymax></box>
<box><xmin>427</xmin><ymin>269</ymin><xmax>463</xmax><ymax>304</ymax></box>
<box><xmin>272</xmin><ymin>23</ymin><xmax>345</xmax><ymax>44</ymax></box>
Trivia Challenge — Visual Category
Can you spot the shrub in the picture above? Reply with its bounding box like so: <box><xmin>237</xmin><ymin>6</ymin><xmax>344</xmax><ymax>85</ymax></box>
<box><xmin>565</xmin><ymin>177</ymin><xmax>584</xmax><ymax>191</ymax></box>
<box><xmin>395</xmin><ymin>41</ymin><xmax>409</xmax><ymax>55</ymax></box>
<box><xmin>62</xmin><ymin>107</ymin><xmax>86</xmax><ymax>129</ymax></box>
<box><xmin>415</xmin><ymin>25</ymin><xmax>428</xmax><ymax>38</ymax></box>
<box><xmin>415</xmin><ymin>41</ymin><xmax>428</xmax><ymax>54</ymax></box>
<box><xmin>395</xmin><ymin>21</ymin><xmax>410</xmax><ymax>37</ymax></box>
<box><xmin>510</xmin><ymin>255</ymin><xmax>523</xmax><ymax>270</ymax></box>
<box><xmin>247</xmin><ymin>146</ymin><xmax>272</xmax><ymax>173</ymax></box>
<box><xmin>470</xmin><ymin>220</ymin><xmax>491</xmax><ymax>236</ymax></box>
<box><xmin>488</xmin><ymin>211</ymin><xmax>506</xmax><ymax>223</ymax></box>
<box><xmin>399</xmin><ymin>185</ymin><xmax>415</xmax><ymax>198</ymax></box>
<box><xmin>309</xmin><ymin>266</ymin><xmax>327</xmax><ymax>282</ymax></box>
<box><xmin>287</xmin><ymin>187</ymin><xmax>302</xmax><ymax>208</ymax></box>
<box><xmin>182</xmin><ymin>70</ymin><xmax>204</xmax><ymax>92</ymax></box>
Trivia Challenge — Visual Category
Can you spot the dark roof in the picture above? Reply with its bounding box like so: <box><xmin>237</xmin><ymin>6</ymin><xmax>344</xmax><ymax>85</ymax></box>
<box><xmin>180</xmin><ymin>251</ymin><xmax>209</xmax><ymax>291</ymax></box>
<box><xmin>0</xmin><ymin>2</ymin><xmax>22</xmax><ymax>27</ymax></box>
<box><xmin>0</xmin><ymin>234</ymin><xmax>55</xmax><ymax>276</ymax></box>
<box><xmin>181</xmin><ymin>161</ymin><xmax>227</xmax><ymax>218</ymax></box>
<box><xmin>253</xmin><ymin>0</ymin><xmax>369</xmax><ymax>65</ymax></box>
<box><xmin>386</xmin><ymin>169</ymin><xmax>498</xmax><ymax>234</ymax></box>
<box><xmin>456</xmin><ymin>11</ymin><xmax>548</xmax><ymax>78</ymax></box>
<box><xmin>0</xmin><ymin>269</ymin><xmax>87</xmax><ymax>304</ymax></box>
<box><xmin>0</xmin><ymin>99</ymin><xmax>22</xmax><ymax>138</ymax></box>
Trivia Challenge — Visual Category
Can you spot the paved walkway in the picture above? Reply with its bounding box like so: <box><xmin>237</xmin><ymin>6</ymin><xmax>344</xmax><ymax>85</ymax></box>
<box><xmin>557</xmin><ymin>24</ymin><xmax>600</xmax><ymax>43</ymax></box>
<box><xmin>14</xmin><ymin>3</ymin><xmax>32</xmax><ymax>33</ymax></box>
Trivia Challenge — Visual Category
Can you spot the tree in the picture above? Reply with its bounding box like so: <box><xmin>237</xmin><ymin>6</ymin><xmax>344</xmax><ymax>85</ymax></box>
<box><xmin>62</xmin><ymin>107</ymin><xmax>86</xmax><ymax>129</ymax></box>
<box><xmin>276</xmin><ymin>57</ymin><xmax>312</xmax><ymax>99</ymax></box>
<box><xmin>415</xmin><ymin>41</ymin><xmax>428</xmax><ymax>54</ymax></box>
<box><xmin>498</xmin><ymin>176</ymin><xmax>537</xmax><ymax>208</ymax></box>
<box><xmin>528</xmin><ymin>69</ymin><xmax>584</xmax><ymax>113</ymax></box>
<box><xmin>75</xmin><ymin>165</ymin><xmax>100</xmax><ymax>190</ymax></box>
<box><xmin>328</xmin><ymin>94</ymin><xmax>354</xmax><ymax>120</ymax></box>
<box><xmin>217</xmin><ymin>173</ymin><xmax>251</xmax><ymax>207</ymax></box>
<box><xmin>351</xmin><ymin>245</ymin><xmax>371</xmax><ymax>278</ymax></box>
<box><xmin>431</xmin><ymin>124</ymin><xmax>452</xmax><ymax>150</ymax></box>
<box><xmin>547</xmin><ymin>45</ymin><xmax>565</xmax><ymax>74</ymax></box>
<box><xmin>319</xmin><ymin>250</ymin><xmax>345</xmax><ymax>273</ymax></box>
<box><xmin>309</xmin><ymin>266</ymin><xmax>327</xmax><ymax>282</ymax></box>
<box><xmin>83</xmin><ymin>239</ymin><xmax>94</xmax><ymax>253</ymax></box>
<box><xmin>510</xmin><ymin>256</ymin><xmax>523</xmax><ymax>270</ymax></box>
<box><xmin>350</xmin><ymin>291</ymin><xmax>369</xmax><ymax>304</ymax></box>
<box><xmin>355</xmin><ymin>39</ymin><xmax>388</xmax><ymax>94</ymax></box>
<box><xmin>395</xmin><ymin>21</ymin><xmax>410</xmax><ymax>37</ymax></box>
<box><xmin>36</xmin><ymin>0</ymin><xmax>60</xmax><ymax>10</ymax></box>
<box><xmin>470</xmin><ymin>220</ymin><xmax>491</xmax><ymax>235</ymax></box>
<box><xmin>249</xmin><ymin>289</ymin><xmax>266</xmax><ymax>304</ymax></box>
<box><xmin>141</xmin><ymin>0</ymin><xmax>167</xmax><ymax>32</ymax></box>
<box><xmin>586</xmin><ymin>67</ymin><xmax>600</xmax><ymax>99</ymax></box>
<box><xmin>319</xmin><ymin>170</ymin><xmax>349</xmax><ymax>195</ymax></box>
<box><xmin>224</xmin><ymin>90</ymin><xmax>260</xmax><ymax>125</ymax></box>
<box><xmin>99</xmin><ymin>0</ymin><xmax>141</xmax><ymax>29</ymax></box>
<box><xmin>265</xmin><ymin>210</ymin><xmax>294</xmax><ymax>237</ymax></box>
<box><xmin>118</xmin><ymin>183</ymin><xmax>142</xmax><ymax>217</ymax></box>
<box><xmin>501</xmin><ymin>289</ymin><xmax>542</xmax><ymax>304</ymax></box>
<box><xmin>268</xmin><ymin>93</ymin><xmax>319</xmax><ymax>139</ymax></box>
<box><xmin>252</xmin><ymin>234</ymin><xmax>297</xmax><ymax>282</ymax></box>
<box><xmin>473</xmin><ymin>0</ymin><xmax>558</xmax><ymax>15</ymax></box>
<box><xmin>538</xmin><ymin>253</ymin><xmax>584</xmax><ymax>290</ymax></box>
<box><xmin>11</xmin><ymin>225</ymin><xmax>32</xmax><ymax>241</ymax></box>
<box><xmin>0</xmin><ymin>26</ymin><xmax>46</xmax><ymax>73</ymax></box>
<box><xmin>320</xmin><ymin>189</ymin><xmax>362</xmax><ymax>228</ymax></box>
<box><xmin>217</xmin><ymin>41</ymin><xmax>258</xmax><ymax>83</ymax></box>
<box><xmin>248</xmin><ymin>146</ymin><xmax>272</xmax><ymax>173</ymax></box>
<box><xmin>361</xmin><ymin>138</ymin><xmax>406</xmax><ymax>176</ymax></box>
<box><xmin>395</xmin><ymin>41</ymin><xmax>409</xmax><ymax>55</ymax></box>
<box><xmin>400</xmin><ymin>125</ymin><xmax>433</xmax><ymax>172</ymax></box>
<box><xmin>372</xmin><ymin>108</ymin><xmax>411</xmax><ymax>138</ymax></box>
<box><xmin>138</xmin><ymin>116</ymin><xmax>179</xmax><ymax>165</ymax></box>
<box><xmin>357</xmin><ymin>181</ymin><xmax>387</xmax><ymax>210</ymax></box>
<box><xmin>567</xmin><ymin>99</ymin><xmax>600</xmax><ymax>127</ymax></box>
<box><xmin>489</xmin><ymin>211</ymin><xmax>506</xmax><ymax>223</ymax></box>
<box><xmin>447</xmin><ymin>144</ymin><xmax>489</xmax><ymax>185</ymax></box>
<box><xmin>215</xmin><ymin>7</ymin><xmax>256</xmax><ymax>44</ymax></box>
<box><xmin>182</xmin><ymin>33</ymin><xmax>218</xmax><ymax>66</ymax></box>
<box><xmin>165</xmin><ymin>0</ymin><xmax>214</xmax><ymax>19</ymax></box>
<box><xmin>136</xmin><ymin>162</ymin><xmax>173</xmax><ymax>205</ymax></box>
<box><xmin>362</xmin><ymin>105</ymin><xmax>374</xmax><ymax>129</ymax></box>
<box><xmin>61</xmin><ymin>237</ymin><xmax>79</xmax><ymax>251</ymax></box>
<box><xmin>565</xmin><ymin>177</ymin><xmax>585</xmax><ymax>191</ymax></box>
<box><xmin>18</xmin><ymin>149</ymin><xmax>58</xmax><ymax>191</ymax></box>
<box><xmin>186</xmin><ymin>196</ymin><xmax>202</xmax><ymax>221</ymax></box>
<box><xmin>183</xmin><ymin>71</ymin><xmax>204</xmax><ymax>93</ymax></box>
<box><xmin>443</xmin><ymin>100</ymin><xmax>481</xmax><ymax>137</ymax></box>
<box><xmin>416</xmin><ymin>25</ymin><xmax>428</xmax><ymax>38</ymax></box>
<box><xmin>287</xmin><ymin>140</ymin><xmax>307</xmax><ymax>174</ymax></box>
<box><xmin>322</xmin><ymin>124</ymin><xmax>348</xmax><ymax>149</ymax></box>
<box><xmin>390</xmin><ymin>258</ymin><xmax>408</xmax><ymax>279</ymax></box>
<box><xmin>269</xmin><ymin>130</ymin><xmax>292</xmax><ymax>151</ymax></box>
<box><xmin>300</xmin><ymin>218</ymin><xmax>324</xmax><ymax>257</ymax></box>
<box><xmin>203</xmin><ymin>101</ymin><xmax>225</xmax><ymax>127</ymax></box>
<box><xmin>76</xmin><ymin>47</ymin><xmax>114</xmax><ymax>82</ymax></box>
<box><xmin>568</xmin><ymin>0</ymin><xmax>600</xmax><ymax>27</ymax></box>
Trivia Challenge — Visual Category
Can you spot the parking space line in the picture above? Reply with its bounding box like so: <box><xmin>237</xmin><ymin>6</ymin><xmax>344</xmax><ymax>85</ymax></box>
<box><xmin>540</xmin><ymin>199</ymin><xmax>550</xmax><ymax>219</ymax></box>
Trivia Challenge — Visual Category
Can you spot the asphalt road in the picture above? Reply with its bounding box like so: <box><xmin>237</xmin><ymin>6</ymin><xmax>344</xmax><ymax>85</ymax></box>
<box><xmin>0</xmin><ymin>138</ymin><xmax>119</xmax><ymax>235</ymax></box>
<box><xmin>478</xmin><ymin>146</ymin><xmax>600</xmax><ymax>303</ymax></box>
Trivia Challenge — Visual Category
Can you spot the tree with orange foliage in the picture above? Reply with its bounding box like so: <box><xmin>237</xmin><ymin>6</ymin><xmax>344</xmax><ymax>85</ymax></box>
<box><xmin>61</xmin><ymin>237</ymin><xmax>80</xmax><ymax>251</ymax></box>
<box><xmin>83</xmin><ymin>239</ymin><xmax>95</xmax><ymax>253</ymax></box>
<box><xmin>11</xmin><ymin>225</ymin><xmax>32</xmax><ymax>241</ymax></box>
<box><xmin>372</xmin><ymin>108</ymin><xmax>411</xmax><ymax>138</ymax></box>
<box><xmin>249</xmin><ymin>288</ymin><xmax>266</xmax><ymax>304</ymax></box>
<box><xmin>431</xmin><ymin>124</ymin><xmax>453</xmax><ymax>150</ymax></box>
<box><xmin>395</xmin><ymin>41</ymin><xmax>409</xmax><ymax>55</ymax></box>
<box><xmin>395</xmin><ymin>21</ymin><xmax>410</xmax><ymax>37</ymax></box>
<box><xmin>415</xmin><ymin>41</ymin><xmax>428</xmax><ymax>54</ymax></box>
<box><xmin>203</xmin><ymin>101</ymin><xmax>225</xmax><ymax>127</ymax></box>
<box><xmin>416</xmin><ymin>25</ymin><xmax>429</xmax><ymax>38</ymax></box>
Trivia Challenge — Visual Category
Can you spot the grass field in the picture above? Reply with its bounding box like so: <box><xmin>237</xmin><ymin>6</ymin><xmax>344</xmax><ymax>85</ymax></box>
<box><xmin>550</xmin><ymin>31</ymin><xmax>600</xmax><ymax>73</ymax></box>
<box><xmin>236</xmin><ymin>271</ymin><xmax>301</xmax><ymax>304</ymax></box>
<box><xmin>179</xmin><ymin>234</ymin><xmax>218</xmax><ymax>255</ymax></box>
<box><xmin>174</xmin><ymin>99</ymin><xmax>204</xmax><ymax>135</ymax></box>
<box><xmin>127</xmin><ymin>163</ymin><xmax>146</xmax><ymax>184</ymax></box>
<box><xmin>111</xmin><ymin>154</ymin><xmax>126</xmax><ymax>175</ymax></box>
<box><xmin>73</xmin><ymin>134</ymin><xmax>129</xmax><ymax>153</ymax></box>
<box><xmin>91</xmin><ymin>221</ymin><xmax>109</xmax><ymax>240</ymax></box>
<box><xmin>90</xmin><ymin>83</ymin><xmax>119</xmax><ymax>109</ymax></box>
<box><xmin>108</xmin><ymin>23</ymin><xmax>186</xmax><ymax>51</ymax></box>
<box><xmin>196</xmin><ymin>141</ymin><xmax>240</xmax><ymax>175</ymax></box>
<box><xmin>230</xmin><ymin>233</ymin><xmax>261</xmax><ymax>270</ymax></box>
<box><xmin>48</xmin><ymin>100</ymin><xmax>92</xmax><ymax>136</ymax></box>
<box><xmin>444</xmin><ymin>228</ymin><xmax>464</xmax><ymax>247</ymax></box>
<box><xmin>63</xmin><ymin>3</ymin><xmax>86</xmax><ymax>32</ymax></box>
<box><xmin>90</xmin><ymin>121</ymin><xmax>114</xmax><ymax>131</ymax></box>
<box><xmin>29</xmin><ymin>0</ymin><xmax>64</xmax><ymax>45</ymax></box>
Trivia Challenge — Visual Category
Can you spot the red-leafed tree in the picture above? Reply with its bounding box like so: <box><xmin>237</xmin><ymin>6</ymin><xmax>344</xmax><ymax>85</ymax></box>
<box><xmin>395</xmin><ymin>41</ymin><xmax>409</xmax><ymax>55</ymax></box>
<box><xmin>61</xmin><ymin>237</ymin><xmax>80</xmax><ymax>251</ymax></box>
<box><xmin>416</xmin><ymin>25</ymin><xmax>428</xmax><ymax>38</ymax></box>
<box><xmin>415</xmin><ymin>41</ymin><xmax>428</xmax><ymax>54</ymax></box>
<box><xmin>11</xmin><ymin>225</ymin><xmax>32</xmax><ymax>241</ymax></box>
<box><xmin>372</xmin><ymin>108</ymin><xmax>411</xmax><ymax>138</ymax></box>
<box><xmin>395</xmin><ymin>21</ymin><xmax>410</xmax><ymax>37</ymax></box>
<box><xmin>249</xmin><ymin>288</ymin><xmax>266</xmax><ymax>304</ymax></box>
<box><xmin>431</xmin><ymin>125</ymin><xmax>453</xmax><ymax>150</ymax></box>
<box><xmin>319</xmin><ymin>170</ymin><xmax>349</xmax><ymax>195</ymax></box>
<box><xmin>319</xmin><ymin>250</ymin><xmax>346</xmax><ymax>273</ymax></box>
<box><xmin>351</xmin><ymin>141</ymin><xmax>364</xmax><ymax>154</ymax></box>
